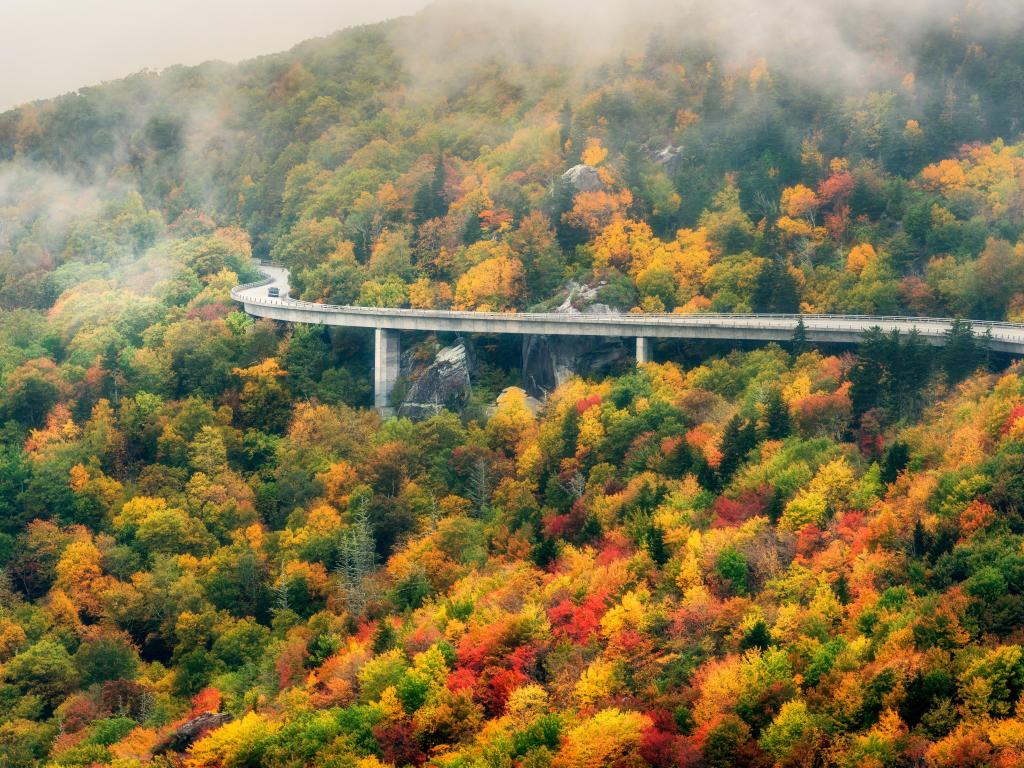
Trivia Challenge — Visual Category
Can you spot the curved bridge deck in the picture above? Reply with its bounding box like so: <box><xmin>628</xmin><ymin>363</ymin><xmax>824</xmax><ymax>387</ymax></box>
<box><xmin>232</xmin><ymin>265</ymin><xmax>1024</xmax><ymax>411</ymax></box>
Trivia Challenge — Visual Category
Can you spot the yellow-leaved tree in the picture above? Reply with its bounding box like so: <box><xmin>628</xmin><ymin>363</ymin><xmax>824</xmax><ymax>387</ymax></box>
<box><xmin>555</xmin><ymin>708</ymin><xmax>651</xmax><ymax>768</ymax></box>
<box><xmin>187</xmin><ymin>712</ymin><xmax>281</xmax><ymax>768</ymax></box>
<box><xmin>846</xmin><ymin>243</ymin><xmax>878</xmax><ymax>275</ymax></box>
<box><xmin>453</xmin><ymin>254</ymin><xmax>525</xmax><ymax>311</ymax></box>
<box><xmin>581</xmin><ymin>137</ymin><xmax>608</xmax><ymax>166</ymax></box>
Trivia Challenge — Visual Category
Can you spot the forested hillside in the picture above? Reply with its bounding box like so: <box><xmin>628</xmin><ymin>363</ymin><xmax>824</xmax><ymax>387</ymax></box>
<box><xmin>3</xmin><ymin>1</ymin><xmax>1024</xmax><ymax>766</ymax></box>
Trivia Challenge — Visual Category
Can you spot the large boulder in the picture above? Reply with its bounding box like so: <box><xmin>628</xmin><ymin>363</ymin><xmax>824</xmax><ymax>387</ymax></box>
<box><xmin>561</xmin><ymin>164</ymin><xmax>604</xmax><ymax>193</ymax></box>
<box><xmin>398</xmin><ymin>339</ymin><xmax>473</xmax><ymax>421</ymax></box>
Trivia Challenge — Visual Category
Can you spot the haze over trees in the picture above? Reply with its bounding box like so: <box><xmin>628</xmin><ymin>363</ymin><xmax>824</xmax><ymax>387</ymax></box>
<box><xmin>2</xmin><ymin>1</ymin><xmax>1024</xmax><ymax>766</ymax></box>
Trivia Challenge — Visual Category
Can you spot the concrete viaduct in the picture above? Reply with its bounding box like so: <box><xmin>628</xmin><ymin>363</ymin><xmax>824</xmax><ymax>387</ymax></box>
<box><xmin>232</xmin><ymin>265</ymin><xmax>1024</xmax><ymax>413</ymax></box>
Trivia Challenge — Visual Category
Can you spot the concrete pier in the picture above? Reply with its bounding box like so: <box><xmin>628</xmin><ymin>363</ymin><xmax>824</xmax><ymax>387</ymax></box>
<box><xmin>374</xmin><ymin>328</ymin><xmax>400</xmax><ymax>415</ymax></box>
<box><xmin>636</xmin><ymin>337</ymin><xmax>653</xmax><ymax>364</ymax></box>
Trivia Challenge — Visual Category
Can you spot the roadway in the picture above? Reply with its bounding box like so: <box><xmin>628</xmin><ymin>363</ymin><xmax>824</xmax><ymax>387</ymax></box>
<box><xmin>232</xmin><ymin>265</ymin><xmax>1024</xmax><ymax>352</ymax></box>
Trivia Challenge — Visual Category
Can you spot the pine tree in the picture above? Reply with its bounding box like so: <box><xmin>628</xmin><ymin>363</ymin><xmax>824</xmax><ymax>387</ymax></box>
<box><xmin>739</xmin><ymin>419</ymin><xmax>757</xmax><ymax>457</ymax></box>
<box><xmin>981</xmin><ymin>326</ymin><xmax>994</xmax><ymax>371</ymax></box>
<box><xmin>833</xmin><ymin>573</ymin><xmax>851</xmax><ymax>604</ymax></box>
<box><xmin>912</xmin><ymin>519</ymin><xmax>928</xmax><ymax>558</ymax></box>
<box><xmin>851</xmin><ymin>327</ymin><xmax>933</xmax><ymax>423</ymax></box>
<box><xmin>548</xmin><ymin>177</ymin><xmax>587</xmax><ymax>251</ymax></box>
<box><xmin>754</xmin><ymin>259</ymin><xmax>799</xmax><ymax>313</ymax></box>
<box><xmin>791</xmin><ymin>316</ymin><xmax>809</xmax><ymax>357</ymax></box>
<box><xmin>881</xmin><ymin>440</ymin><xmax>910</xmax><ymax>484</ymax></box>
<box><xmin>272</xmin><ymin>569</ymin><xmax>290</xmax><ymax>615</ymax></box>
<box><xmin>942</xmin><ymin>318</ymin><xmax>979</xmax><ymax>384</ymax></box>
<box><xmin>467</xmin><ymin>457</ymin><xmax>491</xmax><ymax>517</ymax></box>
<box><xmin>739</xmin><ymin>619</ymin><xmax>771</xmax><ymax>651</ymax></box>
<box><xmin>337</xmin><ymin>499</ymin><xmax>376</xmax><ymax>617</ymax></box>
<box><xmin>561</xmin><ymin>405</ymin><xmax>580</xmax><ymax>455</ymax></box>
<box><xmin>765</xmin><ymin>488</ymin><xmax>784</xmax><ymax>524</ymax></box>
<box><xmin>413</xmin><ymin>154</ymin><xmax>447</xmax><ymax>225</ymax></box>
<box><xmin>849</xmin><ymin>327</ymin><xmax>887</xmax><ymax>419</ymax></box>
<box><xmin>646</xmin><ymin>524</ymin><xmax>669</xmax><ymax>566</ymax></box>
<box><xmin>663</xmin><ymin>438</ymin><xmax>694</xmax><ymax>477</ymax></box>
<box><xmin>718</xmin><ymin>415</ymin><xmax>752</xmax><ymax>483</ymax></box>
<box><xmin>892</xmin><ymin>329</ymin><xmax>932</xmax><ymax>418</ymax></box>
<box><xmin>762</xmin><ymin>389</ymin><xmax>791</xmax><ymax>440</ymax></box>
<box><xmin>372</xmin><ymin>620</ymin><xmax>396</xmax><ymax>653</ymax></box>
<box><xmin>696</xmin><ymin>456</ymin><xmax>720</xmax><ymax>493</ymax></box>
<box><xmin>532</xmin><ymin>534</ymin><xmax>559</xmax><ymax>568</ymax></box>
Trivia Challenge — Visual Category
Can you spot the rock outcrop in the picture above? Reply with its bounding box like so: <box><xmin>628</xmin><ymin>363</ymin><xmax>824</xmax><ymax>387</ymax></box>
<box><xmin>561</xmin><ymin>164</ymin><xmax>604</xmax><ymax>193</ymax></box>
<box><xmin>154</xmin><ymin>712</ymin><xmax>231</xmax><ymax>755</ymax></box>
<box><xmin>522</xmin><ymin>335</ymin><xmax>630</xmax><ymax>398</ymax></box>
<box><xmin>397</xmin><ymin>339</ymin><xmax>472</xmax><ymax>421</ymax></box>
<box><xmin>651</xmin><ymin>144</ymin><xmax>683</xmax><ymax>166</ymax></box>
<box><xmin>521</xmin><ymin>281</ymin><xmax>630</xmax><ymax>398</ymax></box>
<box><xmin>552</xmin><ymin>280</ymin><xmax>618</xmax><ymax>315</ymax></box>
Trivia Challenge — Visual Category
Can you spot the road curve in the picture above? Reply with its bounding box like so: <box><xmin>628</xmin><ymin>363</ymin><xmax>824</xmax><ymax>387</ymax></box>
<box><xmin>232</xmin><ymin>265</ymin><xmax>1024</xmax><ymax>354</ymax></box>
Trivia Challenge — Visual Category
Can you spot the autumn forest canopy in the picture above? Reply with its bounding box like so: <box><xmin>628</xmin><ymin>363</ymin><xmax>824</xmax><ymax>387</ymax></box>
<box><xmin>6</xmin><ymin>0</ymin><xmax>1024</xmax><ymax>766</ymax></box>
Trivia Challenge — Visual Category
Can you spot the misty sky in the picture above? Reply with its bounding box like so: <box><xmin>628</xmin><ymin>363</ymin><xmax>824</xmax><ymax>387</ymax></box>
<box><xmin>0</xmin><ymin>0</ymin><xmax>430</xmax><ymax>111</ymax></box>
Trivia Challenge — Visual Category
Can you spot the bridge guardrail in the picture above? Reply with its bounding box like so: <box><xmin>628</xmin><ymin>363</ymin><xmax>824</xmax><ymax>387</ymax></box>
<box><xmin>231</xmin><ymin>268</ymin><xmax>1024</xmax><ymax>345</ymax></box>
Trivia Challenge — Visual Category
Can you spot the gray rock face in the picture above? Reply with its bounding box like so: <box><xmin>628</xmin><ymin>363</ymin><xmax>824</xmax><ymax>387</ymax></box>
<box><xmin>553</xmin><ymin>280</ymin><xmax>617</xmax><ymax>315</ymax></box>
<box><xmin>154</xmin><ymin>712</ymin><xmax>232</xmax><ymax>754</ymax></box>
<box><xmin>521</xmin><ymin>281</ymin><xmax>629</xmax><ymax>398</ymax></box>
<box><xmin>651</xmin><ymin>144</ymin><xmax>683</xmax><ymax>166</ymax></box>
<box><xmin>522</xmin><ymin>335</ymin><xmax>630</xmax><ymax>398</ymax></box>
<box><xmin>561</xmin><ymin>164</ymin><xmax>604</xmax><ymax>193</ymax></box>
<box><xmin>398</xmin><ymin>339</ymin><xmax>472</xmax><ymax>421</ymax></box>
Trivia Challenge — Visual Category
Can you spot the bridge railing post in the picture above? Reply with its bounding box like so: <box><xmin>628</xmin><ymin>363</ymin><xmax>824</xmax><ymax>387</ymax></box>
<box><xmin>374</xmin><ymin>328</ymin><xmax>400</xmax><ymax>417</ymax></box>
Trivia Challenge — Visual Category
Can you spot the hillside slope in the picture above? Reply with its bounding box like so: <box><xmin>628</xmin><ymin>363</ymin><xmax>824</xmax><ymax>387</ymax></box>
<box><xmin>3</xmin><ymin>0</ymin><xmax>1024</xmax><ymax>318</ymax></box>
<box><xmin>4</xmin><ymin>2</ymin><xmax>1024</xmax><ymax>767</ymax></box>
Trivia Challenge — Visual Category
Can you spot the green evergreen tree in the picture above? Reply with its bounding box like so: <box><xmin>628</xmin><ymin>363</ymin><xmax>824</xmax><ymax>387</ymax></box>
<box><xmin>761</xmin><ymin>388</ymin><xmax>791</xmax><ymax>440</ymax></box>
<box><xmin>739</xmin><ymin>419</ymin><xmax>757</xmax><ymax>457</ymax></box>
<box><xmin>718</xmin><ymin>415</ymin><xmax>755</xmax><ymax>483</ymax></box>
<box><xmin>560</xmin><ymin>405</ymin><xmax>580</xmax><ymax>455</ymax></box>
<box><xmin>696</xmin><ymin>456</ymin><xmax>721</xmax><ymax>493</ymax></box>
<box><xmin>337</xmin><ymin>500</ymin><xmax>376</xmax><ymax>617</ymax></box>
<box><xmin>753</xmin><ymin>259</ymin><xmax>799</xmax><ymax>313</ymax></box>
<box><xmin>646</xmin><ymin>524</ymin><xmax>670</xmax><ymax>567</ymax></box>
<box><xmin>881</xmin><ymin>440</ymin><xmax>910</xmax><ymax>485</ymax></box>
<box><xmin>850</xmin><ymin>327</ymin><xmax>891</xmax><ymax>420</ymax></box>
<box><xmin>942</xmin><ymin>318</ymin><xmax>980</xmax><ymax>384</ymax></box>
<box><xmin>851</xmin><ymin>327</ymin><xmax>933</xmax><ymax>424</ymax></box>
<box><xmin>413</xmin><ymin>154</ymin><xmax>447</xmax><ymax>225</ymax></box>
<box><xmin>372</xmin><ymin>620</ymin><xmax>397</xmax><ymax>654</ymax></box>
<box><xmin>532</xmin><ymin>534</ymin><xmax>559</xmax><ymax>569</ymax></box>
<box><xmin>739</xmin><ymin>619</ymin><xmax>771</xmax><ymax>651</ymax></box>
<box><xmin>892</xmin><ymin>329</ymin><xmax>932</xmax><ymax>418</ymax></box>
<box><xmin>548</xmin><ymin>177</ymin><xmax>587</xmax><ymax>252</ymax></box>
<box><xmin>791</xmin><ymin>316</ymin><xmax>809</xmax><ymax>357</ymax></box>
<box><xmin>765</xmin><ymin>488</ymin><xmax>785</xmax><ymax>524</ymax></box>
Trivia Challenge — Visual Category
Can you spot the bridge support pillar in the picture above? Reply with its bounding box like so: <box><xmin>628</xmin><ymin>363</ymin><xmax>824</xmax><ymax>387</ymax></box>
<box><xmin>636</xmin><ymin>337</ymin><xmax>653</xmax><ymax>365</ymax></box>
<box><xmin>374</xmin><ymin>328</ymin><xmax>400</xmax><ymax>417</ymax></box>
